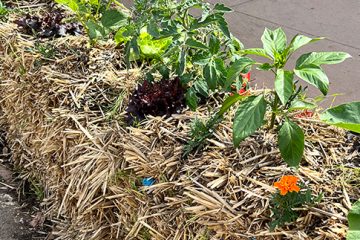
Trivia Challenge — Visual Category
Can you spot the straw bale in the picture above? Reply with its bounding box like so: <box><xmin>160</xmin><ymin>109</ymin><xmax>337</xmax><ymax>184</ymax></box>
<box><xmin>1</xmin><ymin>11</ymin><xmax>359</xmax><ymax>240</ymax></box>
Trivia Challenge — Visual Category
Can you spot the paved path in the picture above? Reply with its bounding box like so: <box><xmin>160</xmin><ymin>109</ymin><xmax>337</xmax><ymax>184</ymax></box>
<box><xmin>208</xmin><ymin>0</ymin><xmax>360</xmax><ymax>106</ymax></box>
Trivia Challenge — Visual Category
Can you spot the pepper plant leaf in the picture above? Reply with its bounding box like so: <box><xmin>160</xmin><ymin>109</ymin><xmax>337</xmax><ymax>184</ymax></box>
<box><xmin>294</xmin><ymin>65</ymin><xmax>329</xmax><ymax>95</ymax></box>
<box><xmin>347</xmin><ymin>200</ymin><xmax>360</xmax><ymax>240</ymax></box>
<box><xmin>296</xmin><ymin>52</ymin><xmax>351</xmax><ymax>68</ymax></box>
<box><xmin>233</xmin><ymin>95</ymin><xmax>267</xmax><ymax>147</ymax></box>
<box><xmin>213</xmin><ymin>3</ymin><xmax>232</xmax><ymax>13</ymax></box>
<box><xmin>261</xmin><ymin>28</ymin><xmax>287</xmax><ymax>58</ymax></box>
<box><xmin>239</xmin><ymin>48</ymin><xmax>272</xmax><ymax>59</ymax></box>
<box><xmin>218</xmin><ymin>94</ymin><xmax>247</xmax><ymax>116</ymax></box>
<box><xmin>285</xmin><ymin>35</ymin><xmax>324</xmax><ymax>56</ymax></box>
<box><xmin>278</xmin><ymin>119</ymin><xmax>304</xmax><ymax>167</ymax></box>
<box><xmin>320</xmin><ymin>102</ymin><xmax>360</xmax><ymax>133</ymax></box>
<box><xmin>288</xmin><ymin>99</ymin><xmax>317</xmax><ymax>112</ymax></box>
<box><xmin>274</xmin><ymin>69</ymin><xmax>294</xmax><ymax>105</ymax></box>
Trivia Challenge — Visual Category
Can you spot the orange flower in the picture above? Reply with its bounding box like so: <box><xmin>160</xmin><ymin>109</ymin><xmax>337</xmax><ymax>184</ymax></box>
<box><xmin>274</xmin><ymin>175</ymin><xmax>300</xmax><ymax>196</ymax></box>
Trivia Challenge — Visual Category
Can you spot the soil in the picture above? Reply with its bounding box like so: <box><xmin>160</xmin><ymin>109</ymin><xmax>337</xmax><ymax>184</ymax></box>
<box><xmin>0</xmin><ymin>135</ymin><xmax>51</xmax><ymax>240</ymax></box>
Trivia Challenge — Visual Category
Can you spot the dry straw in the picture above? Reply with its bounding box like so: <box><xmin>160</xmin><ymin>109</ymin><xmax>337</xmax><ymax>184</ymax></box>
<box><xmin>0</xmin><ymin>7</ymin><xmax>359</xmax><ymax>240</ymax></box>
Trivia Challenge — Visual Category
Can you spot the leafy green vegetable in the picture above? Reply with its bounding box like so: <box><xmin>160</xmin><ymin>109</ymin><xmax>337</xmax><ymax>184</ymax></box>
<box><xmin>137</xmin><ymin>32</ymin><xmax>172</xmax><ymax>59</ymax></box>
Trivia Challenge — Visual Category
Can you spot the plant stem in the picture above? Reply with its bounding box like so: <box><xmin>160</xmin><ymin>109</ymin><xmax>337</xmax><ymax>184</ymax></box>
<box><xmin>270</xmin><ymin>92</ymin><xmax>279</xmax><ymax>129</ymax></box>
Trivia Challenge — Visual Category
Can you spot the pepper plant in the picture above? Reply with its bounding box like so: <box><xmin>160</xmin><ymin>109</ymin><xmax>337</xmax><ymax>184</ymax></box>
<box><xmin>187</xmin><ymin>27</ymin><xmax>360</xmax><ymax>166</ymax></box>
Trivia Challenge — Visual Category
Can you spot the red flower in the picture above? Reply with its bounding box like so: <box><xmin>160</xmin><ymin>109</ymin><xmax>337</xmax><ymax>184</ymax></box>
<box><xmin>241</xmin><ymin>72</ymin><xmax>251</xmax><ymax>82</ymax></box>
<box><xmin>229</xmin><ymin>72</ymin><xmax>252</xmax><ymax>96</ymax></box>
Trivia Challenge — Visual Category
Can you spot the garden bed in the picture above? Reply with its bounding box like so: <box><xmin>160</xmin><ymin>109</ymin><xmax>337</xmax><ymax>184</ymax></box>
<box><xmin>1</xmin><ymin>14</ymin><xmax>360</xmax><ymax>239</ymax></box>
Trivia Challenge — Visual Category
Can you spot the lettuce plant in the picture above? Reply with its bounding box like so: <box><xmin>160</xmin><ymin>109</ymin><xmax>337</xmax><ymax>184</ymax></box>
<box><xmin>187</xmin><ymin>28</ymin><xmax>360</xmax><ymax>166</ymax></box>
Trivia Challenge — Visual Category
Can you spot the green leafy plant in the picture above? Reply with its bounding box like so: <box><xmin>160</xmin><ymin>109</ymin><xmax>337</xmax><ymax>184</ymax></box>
<box><xmin>55</xmin><ymin>0</ymin><xmax>129</xmax><ymax>41</ymax></box>
<box><xmin>187</xmin><ymin>27</ymin><xmax>360</xmax><ymax>166</ymax></box>
<box><xmin>347</xmin><ymin>199</ymin><xmax>360</xmax><ymax>239</ymax></box>
<box><xmin>0</xmin><ymin>0</ymin><xmax>8</xmax><ymax>20</ymax></box>
<box><xmin>118</xmin><ymin>0</ymin><xmax>242</xmax><ymax>109</ymax></box>
<box><xmin>271</xmin><ymin>175</ymin><xmax>322</xmax><ymax>230</ymax></box>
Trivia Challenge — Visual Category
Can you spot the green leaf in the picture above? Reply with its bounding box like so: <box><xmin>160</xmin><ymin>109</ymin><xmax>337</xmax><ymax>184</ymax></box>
<box><xmin>213</xmin><ymin>3</ymin><xmax>232</xmax><ymax>13</ymax></box>
<box><xmin>286</xmin><ymin>35</ymin><xmax>324</xmax><ymax>55</ymax></box>
<box><xmin>217</xmin><ymin>17</ymin><xmax>231</xmax><ymax>39</ymax></box>
<box><xmin>192</xmin><ymin>52</ymin><xmax>211</xmax><ymax>65</ymax></box>
<box><xmin>294</xmin><ymin>66</ymin><xmax>329</xmax><ymax>95</ymax></box>
<box><xmin>274</xmin><ymin>69</ymin><xmax>294</xmax><ymax>105</ymax></box>
<box><xmin>239</xmin><ymin>48</ymin><xmax>272</xmax><ymax>59</ymax></box>
<box><xmin>204</xmin><ymin>61</ymin><xmax>217</xmax><ymax>90</ymax></box>
<box><xmin>114</xmin><ymin>28</ymin><xmax>131</xmax><ymax>45</ymax></box>
<box><xmin>225</xmin><ymin>57</ymin><xmax>255</xmax><ymax>89</ymax></box>
<box><xmin>186</xmin><ymin>88</ymin><xmax>199</xmax><ymax>111</ymax></box>
<box><xmin>257</xmin><ymin>63</ymin><xmax>273</xmax><ymax>71</ymax></box>
<box><xmin>278</xmin><ymin>119</ymin><xmax>304</xmax><ymax>167</ymax></box>
<box><xmin>101</xmin><ymin>9</ymin><xmax>127</xmax><ymax>30</ymax></box>
<box><xmin>86</xmin><ymin>20</ymin><xmax>105</xmax><ymax>40</ymax></box>
<box><xmin>296</xmin><ymin>52</ymin><xmax>351</xmax><ymax>68</ymax></box>
<box><xmin>209</xmin><ymin>34</ymin><xmax>220</xmax><ymax>54</ymax></box>
<box><xmin>320</xmin><ymin>102</ymin><xmax>360</xmax><ymax>133</ymax></box>
<box><xmin>348</xmin><ymin>200</ymin><xmax>360</xmax><ymax>240</ymax></box>
<box><xmin>214</xmin><ymin>58</ymin><xmax>227</xmax><ymax>86</ymax></box>
<box><xmin>233</xmin><ymin>95</ymin><xmax>267</xmax><ymax>146</ymax></box>
<box><xmin>177</xmin><ymin>49</ymin><xmax>186</xmax><ymax>75</ymax></box>
<box><xmin>218</xmin><ymin>94</ymin><xmax>246</xmax><ymax>116</ymax></box>
<box><xmin>261</xmin><ymin>28</ymin><xmax>287</xmax><ymax>58</ymax></box>
<box><xmin>193</xmin><ymin>80</ymin><xmax>209</xmax><ymax>97</ymax></box>
<box><xmin>89</xmin><ymin>0</ymin><xmax>99</xmax><ymax>6</ymax></box>
<box><xmin>55</xmin><ymin>0</ymin><xmax>79</xmax><ymax>12</ymax></box>
<box><xmin>147</xmin><ymin>20</ymin><xmax>160</xmax><ymax>38</ymax></box>
<box><xmin>288</xmin><ymin>99</ymin><xmax>317</xmax><ymax>112</ymax></box>
<box><xmin>138</xmin><ymin>32</ymin><xmax>172</xmax><ymax>59</ymax></box>
<box><xmin>186</xmin><ymin>38</ymin><xmax>208</xmax><ymax>50</ymax></box>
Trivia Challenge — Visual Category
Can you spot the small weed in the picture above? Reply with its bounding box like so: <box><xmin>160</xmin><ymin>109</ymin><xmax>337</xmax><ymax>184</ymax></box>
<box><xmin>29</xmin><ymin>178</ymin><xmax>45</xmax><ymax>201</ymax></box>
<box><xmin>139</xmin><ymin>228</ymin><xmax>151</xmax><ymax>240</ymax></box>
<box><xmin>0</xmin><ymin>1</ymin><xmax>8</xmax><ymax>20</ymax></box>
<box><xmin>35</xmin><ymin>42</ymin><xmax>56</xmax><ymax>59</ymax></box>
<box><xmin>111</xmin><ymin>169</ymin><xmax>139</xmax><ymax>191</ymax></box>
<box><xmin>106</xmin><ymin>90</ymin><xmax>126</xmax><ymax>120</ymax></box>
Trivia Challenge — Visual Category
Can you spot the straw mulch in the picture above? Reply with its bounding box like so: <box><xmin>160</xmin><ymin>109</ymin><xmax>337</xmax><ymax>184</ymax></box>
<box><xmin>1</xmin><ymin>14</ymin><xmax>360</xmax><ymax>240</ymax></box>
